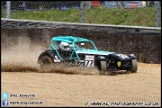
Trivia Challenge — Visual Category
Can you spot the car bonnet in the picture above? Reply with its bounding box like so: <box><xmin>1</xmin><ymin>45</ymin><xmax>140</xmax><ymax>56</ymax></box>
<box><xmin>76</xmin><ymin>49</ymin><xmax>116</xmax><ymax>56</ymax></box>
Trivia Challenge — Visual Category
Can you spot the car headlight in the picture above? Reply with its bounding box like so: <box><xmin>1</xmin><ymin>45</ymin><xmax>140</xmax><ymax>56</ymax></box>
<box><xmin>129</xmin><ymin>54</ymin><xmax>135</xmax><ymax>57</ymax></box>
<box><xmin>117</xmin><ymin>61</ymin><xmax>122</xmax><ymax>67</ymax></box>
<box><xmin>128</xmin><ymin>54</ymin><xmax>136</xmax><ymax>59</ymax></box>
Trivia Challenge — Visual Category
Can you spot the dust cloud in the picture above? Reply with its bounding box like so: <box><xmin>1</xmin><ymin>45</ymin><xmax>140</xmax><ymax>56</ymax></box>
<box><xmin>39</xmin><ymin>64</ymin><xmax>100</xmax><ymax>75</ymax></box>
<box><xmin>1</xmin><ymin>36</ymin><xmax>99</xmax><ymax>75</ymax></box>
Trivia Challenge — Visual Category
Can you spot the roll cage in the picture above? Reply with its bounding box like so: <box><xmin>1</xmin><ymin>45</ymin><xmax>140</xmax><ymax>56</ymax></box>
<box><xmin>50</xmin><ymin>36</ymin><xmax>98</xmax><ymax>61</ymax></box>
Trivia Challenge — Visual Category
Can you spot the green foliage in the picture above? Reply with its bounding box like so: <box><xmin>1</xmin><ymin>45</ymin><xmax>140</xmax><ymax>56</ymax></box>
<box><xmin>1</xmin><ymin>7</ymin><xmax>156</xmax><ymax>27</ymax></box>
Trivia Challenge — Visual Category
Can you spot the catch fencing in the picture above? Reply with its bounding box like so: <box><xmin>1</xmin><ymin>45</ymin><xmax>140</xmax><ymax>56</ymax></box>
<box><xmin>1</xmin><ymin>1</ymin><xmax>161</xmax><ymax>27</ymax></box>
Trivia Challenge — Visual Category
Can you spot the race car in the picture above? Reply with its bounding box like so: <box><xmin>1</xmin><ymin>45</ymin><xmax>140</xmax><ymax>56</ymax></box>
<box><xmin>38</xmin><ymin>36</ymin><xmax>137</xmax><ymax>73</ymax></box>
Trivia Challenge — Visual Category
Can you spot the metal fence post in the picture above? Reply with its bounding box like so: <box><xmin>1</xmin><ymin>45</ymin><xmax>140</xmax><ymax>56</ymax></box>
<box><xmin>23</xmin><ymin>1</ymin><xmax>27</xmax><ymax>11</ymax></box>
<box><xmin>155</xmin><ymin>1</ymin><xmax>161</xmax><ymax>27</ymax></box>
<box><xmin>80</xmin><ymin>1</ymin><xmax>84</xmax><ymax>23</ymax></box>
<box><xmin>6</xmin><ymin>1</ymin><xmax>11</xmax><ymax>19</ymax></box>
<box><xmin>84</xmin><ymin>1</ymin><xmax>91</xmax><ymax>9</ymax></box>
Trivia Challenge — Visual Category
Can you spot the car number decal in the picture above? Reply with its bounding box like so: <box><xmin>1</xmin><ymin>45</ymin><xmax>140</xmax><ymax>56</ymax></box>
<box><xmin>85</xmin><ymin>55</ymin><xmax>94</xmax><ymax>67</ymax></box>
<box><xmin>116</xmin><ymin>54</ymin><xmax>129</xmax><ymax>59</ymax></box>
<box><xmin>54</xmin><ymin>56</ymin><xmax>61</xmax><ymax>62</ymax></box>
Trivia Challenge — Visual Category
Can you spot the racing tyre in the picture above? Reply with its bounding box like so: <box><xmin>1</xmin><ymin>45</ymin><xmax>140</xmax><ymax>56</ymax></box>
<box><xmin>100</xmin><ymin>61</ymin><xmax>107</xmax><ymax>71</ymax></box>
<box><xmin>39</xmin><ymin>55</ymin><xmax>53</xmax><ymax>71</ymax></box>
<box><xmin>130</xmin><ymin>59</ymin><xmax>137</xmax><ymax>73</ymax></box>
<box><xmin>97</xmin><ymin>61</ymin><xmax>107</xmax><ymax>72</ymax></box>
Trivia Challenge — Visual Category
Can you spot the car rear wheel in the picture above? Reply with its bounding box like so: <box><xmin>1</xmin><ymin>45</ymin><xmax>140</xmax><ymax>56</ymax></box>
<box><xmin>39</xmin><ymin>55</ymin><xmax>53</xmax><ymax>71</ymax></box>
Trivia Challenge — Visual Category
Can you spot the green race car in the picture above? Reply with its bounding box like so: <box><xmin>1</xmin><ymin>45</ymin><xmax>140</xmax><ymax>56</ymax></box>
<box><xmin>38</xmin><ymin>36</ymin><xmax>137</xmax><ymax>73</ymax></box>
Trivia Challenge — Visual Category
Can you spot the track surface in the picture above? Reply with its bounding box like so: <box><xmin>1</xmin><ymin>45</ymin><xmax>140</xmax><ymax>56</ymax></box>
<box><xmin>1</xmin><ymin>63</ymin><xmax>161</xmax><ymax>107</ymax></box>
<box><xmin>1</xmin><ymin>37</ymin><xmax>161</xmax><ymax>107</ymax></box>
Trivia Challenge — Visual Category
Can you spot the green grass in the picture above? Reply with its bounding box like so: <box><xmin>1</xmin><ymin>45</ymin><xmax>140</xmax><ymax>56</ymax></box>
<box><xmin>1</xmin><ymin>7</ymin><xmax>157</xmax><ymax>27</ymax></box>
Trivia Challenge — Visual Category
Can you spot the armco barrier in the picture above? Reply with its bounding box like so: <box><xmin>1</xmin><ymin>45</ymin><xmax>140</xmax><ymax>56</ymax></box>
<box><xmin>1</xmin><ymin>18</ymin><xmax>161</xmax><ymax>64</ymax></box>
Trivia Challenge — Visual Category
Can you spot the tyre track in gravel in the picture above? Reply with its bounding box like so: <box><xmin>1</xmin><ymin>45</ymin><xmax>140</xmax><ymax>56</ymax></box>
<box><xmin>1</xmin><ymin>62</ymin><xmax>161</xmax><ymax>107</ymax></box>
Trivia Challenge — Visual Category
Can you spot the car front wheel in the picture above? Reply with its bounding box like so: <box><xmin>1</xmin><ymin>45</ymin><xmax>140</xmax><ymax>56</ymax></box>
<box><xmin>129</xmin><ymin>59</ymin><xmax>138</xmax><ymax>73</ymax></box>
